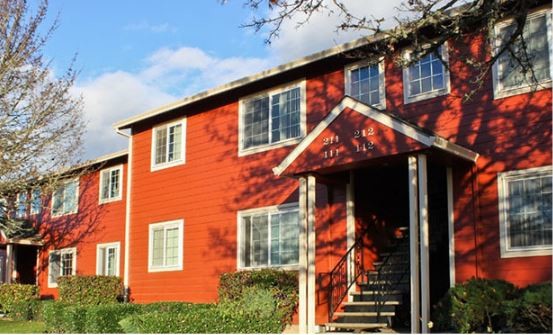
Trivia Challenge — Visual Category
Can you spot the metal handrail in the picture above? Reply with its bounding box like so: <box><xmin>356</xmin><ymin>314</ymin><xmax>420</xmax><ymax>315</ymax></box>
<box><xmin>327</xmin><ymin>238</ymin><xmax>365</xmax><ymax>321</ymax></box>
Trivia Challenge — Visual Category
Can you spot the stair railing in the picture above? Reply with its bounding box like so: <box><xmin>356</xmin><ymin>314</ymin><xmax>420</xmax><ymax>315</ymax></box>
<box><xmin>371</xmin><ymin>233</ymin><xmax>410</xmax><ymax>324</ymax></box>
<box><xmin>327</xmin><ymin>238</ymin><xmax>365</xmax><ymax>321</ymax></box>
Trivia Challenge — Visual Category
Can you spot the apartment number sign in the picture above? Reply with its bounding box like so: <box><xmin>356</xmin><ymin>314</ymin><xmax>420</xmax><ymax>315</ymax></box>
<box><xmin>322</xmin><ymin>127</ymin><xmax>376</xmax><ymax>159</ymax></box>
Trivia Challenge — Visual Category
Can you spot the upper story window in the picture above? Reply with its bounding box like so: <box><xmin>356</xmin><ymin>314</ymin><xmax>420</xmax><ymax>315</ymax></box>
<box><xmin>30</xmin><ymin>188</ymin><xmax>41</xmax><ymax>215</ymax></box>
<box><xmin>97</xmin><ymin>242</ymin><xmax>120</xmax><ymax>276</ymax></box>
<box><xmin>99</xmin><ymin>165</ymin><xmax>123</xmax><ymax>203</ymax></box>
<box><xmin>15</xmin><ymin>192</ymin><xmax>27</xmax><ymax>219</ymax></box>
<box><xmin>345</xmin><ymin>60</ymin><xmax>386</xmax><ymax>108</ymax></box>
<box><xmin>498</xmin><ymin>166</ymin><xmax>552</xmax><ymax>258</ymax></box>
<box><xmin>148</xmin><ymin>219</ymin><xmax>184</xmax><ymax>272</ymax></box>
<box><xmin>403</xmin><ymin>44</ymin><xmax>450</xmax><ymax>104</ymax></box>
<box><xmin>238</xmin><ymin>204</ymin><xmax>299</xmax><ymax>269</ymax></box>
<box><xmin>48</xmin><ymin>247</ymin><xmax>76</xmax><ymax>287</ymax></box>
<box><xmin>151</xmin><ymin>118</ymin><xmax>186</xmax><ymax>171</ymax></box>
<box><xmin>493</xmin><ymin>9</ymin><xmax>552</xmax><ymax>99</ymax></box>
<box><xmin>239</xmin><ymin>81</ymin><xmax>306</xmax><ymax>156</ymax></box>
<box><xmin>52</xmin><ymin>179</ymin><xmax>79</xmax><ymax>217</ymax></box>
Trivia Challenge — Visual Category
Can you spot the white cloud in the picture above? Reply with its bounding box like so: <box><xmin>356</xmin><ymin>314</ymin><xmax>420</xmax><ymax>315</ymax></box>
<box><xmin>267</xmin><ymin>0</ymin><xmax>405</xmax><ymax>62</ymax></box>
<box><xmin>76</xmin><ymin>47</ymin><xmax>272</xmax><ymax>159</ymax></box>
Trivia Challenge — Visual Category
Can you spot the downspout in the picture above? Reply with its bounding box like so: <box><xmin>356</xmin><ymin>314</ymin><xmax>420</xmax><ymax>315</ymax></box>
<box><xmin>470</xmin><ymin>164</ymin><xmax>480</xmax><ymax>278</ymax></box>
<box><xmin>116</xmin><ymin>129</ymin><xmax>132</xmax><ymax>301</ymax></box>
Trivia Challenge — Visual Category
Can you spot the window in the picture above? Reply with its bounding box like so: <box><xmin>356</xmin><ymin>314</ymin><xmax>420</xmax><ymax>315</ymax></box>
<box><xmin>238</xmin><ymin>204</ymin><xmax>299</xmax><ymax>269</ymax></box>
<box><xmin>148</xmin><ymin>220</ymin><xmax>183</xmax><ymax>272</ymax></box>
<box><xmin>498</xmin><ymin>166</ymin><xmax>552</xmax><ymax>258</ymax></box>
<box><xmin>345</xmin><ymin>60</ymin><xmax>386</xmax><ymax>108</ymax></box>
<box><xmin>51</xmin><ymin>179</ymin><xmax>78</xmax><ymax>217</ymax></box>
<box><xmin>0</xmin><ymin>199</ymin><xmax>6</xmax><ymax>218</ymax></box>
<box><xmin>239</xmin><ymin>81</ymin><xmax>306</xmax><ymax>155</ymax></box>
<box><xmin>99</xmin><ymin>165</ymin><xmax>123</xmax><ymax>203</ymax></box>
<box><xmin>15</xmin><ymin>192</ymin><xmax>27</xmax><ymax>219</ymax></box>
<box><xmin>151</xmin><ymin>118</ymin><xmax>186</xmax><ymax>171</ymax></box>
<box><xmin>493</xmin><ymin>9</ymin><xmax>552</xmax><ymax>98</ymax></box>
<box><xmin>97</xmin><ymin>242</ymin><xmax>120</xmax><ymax>276</ymax></box>
<box><xmin>30</xmin><ymin>188</ymin><xmax>41</xmax><ymax>215</ymax></box>
<box><xmin>403</xmin><ymin>44</ymin><xmax>450</xmax><ymax>104</ymax></box>
<box><xmin>48</xmin><ymin>248</ymin><xmax>76</xmax><ymax>287</ymax></box>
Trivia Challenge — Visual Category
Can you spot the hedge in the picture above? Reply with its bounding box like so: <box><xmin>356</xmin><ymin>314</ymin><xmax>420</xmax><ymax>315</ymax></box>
<box><xmin>0</xmin><ymin>284</ymin><xmax>40</xmax><ymax>320</ymax></box>
<box><xmin>84</xmin><ymin>304</ymin><xmax>142</xmax><ymax>333</ymax></box>
<box><xmin>58</xmin><ymin>275</ymin><xmax>123</xmax><ymax>305</ymax></box>
<box><xmin>433</xmin><ymin>279</ymin><xmax>552</xmax><ymax>333</ymax></box>
<box><xmin>218</xmin><ymin>269</ymin><xmax>298</xmax><ymax>326</ymax></box>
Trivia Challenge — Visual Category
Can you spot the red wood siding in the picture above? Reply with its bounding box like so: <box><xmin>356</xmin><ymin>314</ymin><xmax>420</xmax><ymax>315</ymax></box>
<box><xmin>37</xmin><ymin>162</ymin><xmax>127</xmax><ymax>298</ymax></box>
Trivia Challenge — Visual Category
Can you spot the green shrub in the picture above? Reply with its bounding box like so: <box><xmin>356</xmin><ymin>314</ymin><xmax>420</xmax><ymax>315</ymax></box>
<box><xmin>218</xmin><ymin>269</ymin><xmax>298</xmax><ymax>326</ymax></box>
<box><xmin>8</xmin><ymin>299</ymin><xmax>42</xmax><ymax>321</ymax></box>
<box><xmin>433</xmin><ymin>278</ymin><xmax>518</xmax><ymax>333</ymax></box>
<box><xmin>0</xmin><ymin>283</ymin><xmax>38</xmax><ymax>314</ymax></box>
<box><xmin>506</xmin><ymin>282</ymin><xmax>552</xmax><ymax>333</ymax></box>
<box><xmin>42</xmin><ymin>301</ymin><xmax>68</xmax><ymax>333</ymax></box>
<box><xmin>58</xmin><ymin>275</ymin><xmax>123</xmax><ymax>305</ymax></box>
<box><xmin>84</xmin><ymin>303</ymin><xmax>142</xmax><ymax>333</ymax></box>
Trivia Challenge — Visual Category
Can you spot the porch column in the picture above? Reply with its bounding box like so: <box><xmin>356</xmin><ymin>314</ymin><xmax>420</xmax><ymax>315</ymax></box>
<box><xmin>298</xmin><ymin>177</ymin><xmax>308</xmax><ymax>333</ymax></box>
<box><xmin>408</xmin><ymin>156</ymin><xmax>420</xmax><ymax>333</ymax></box>
<box><xmin>447</xmin><ymin>167</ymin><xmax>456</xmax><ymax>288</ymax></box>
<box><xmin>346</xmin><ymin>171</ymin><xmax>356</xmax><ymax>299</ymax></box>
<box><xmin>6</xmin><ymin>244</ymin><xmax>13</xmax><ymax>284</ymax></box>
<box><xmin>306</xmin><ymin>174</ymin><xmax>317</xmax><ymax>333</ymax></box>
<box><xmin>418</xmin><ymin>154</ymin><xmax>431</xmax><ymax>333</ymax></box>
<box><xmin>299</xmin><ymin>174</ymin><xmax>317</xmax><ymax>333</ymax></box>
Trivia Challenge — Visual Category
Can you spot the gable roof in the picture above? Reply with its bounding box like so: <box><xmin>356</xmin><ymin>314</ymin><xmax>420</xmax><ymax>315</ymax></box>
<box><xmin>273</xmin><ymin>96</ymin><xmax>479</xmax><ymax>176</ymax></box>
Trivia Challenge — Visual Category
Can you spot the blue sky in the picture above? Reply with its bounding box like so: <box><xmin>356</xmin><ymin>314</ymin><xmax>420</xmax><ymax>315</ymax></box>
<box><xmin>37</xmin><ymin>0</ymin><xmax>402</xmax><ymax>159</ymax></box>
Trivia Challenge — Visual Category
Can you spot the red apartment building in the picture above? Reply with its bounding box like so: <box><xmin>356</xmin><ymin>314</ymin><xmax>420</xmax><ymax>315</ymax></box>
<box><xmin>1</xmin><ymin>3</ymin><xmax>551</xmax><ymax>333</ymax></box>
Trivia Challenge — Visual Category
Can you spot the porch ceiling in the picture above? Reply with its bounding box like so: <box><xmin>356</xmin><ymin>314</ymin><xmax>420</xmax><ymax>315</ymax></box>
<box><xmin>273</xmin><ymin>96</ymin><xmax>479</xmax><ymax>177</ymax></box>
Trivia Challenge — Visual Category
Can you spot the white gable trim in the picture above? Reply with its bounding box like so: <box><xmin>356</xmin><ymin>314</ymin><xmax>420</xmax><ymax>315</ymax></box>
<box><xmin>273</xmin><ymin>96</ymin><xmax>478</xmax><ymax>176</ymax></box>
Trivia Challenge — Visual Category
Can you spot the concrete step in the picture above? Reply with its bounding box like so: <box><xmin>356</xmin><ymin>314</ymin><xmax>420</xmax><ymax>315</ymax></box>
<box><xmin>351</xmin><ymin>291</ymin><xmax>404</xmax><ymax>302</ymax></box>
<box><xmin>343</xmin><ymin>300</ymin><xmax>400</xmax><ymax>306</ymax></box>
<box><xmin>325</xmin><ymin>322</ymin><xmax>389</xmax><ymax>331</ymax></box>
<box><xmin>334</xmin><ymin>311</ymin><xmax>395</xmax><ymax>317</ymax></box>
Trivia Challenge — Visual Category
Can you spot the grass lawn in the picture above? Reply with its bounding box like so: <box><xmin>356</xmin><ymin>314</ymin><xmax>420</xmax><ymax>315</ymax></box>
<box><xmin>0</xmin><ymin>319</ymin><xmax>46</xmax><ymax>333</ymax></box>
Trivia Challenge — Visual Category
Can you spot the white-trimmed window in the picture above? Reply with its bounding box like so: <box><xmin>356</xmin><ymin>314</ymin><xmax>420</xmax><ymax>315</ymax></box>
<box><xmin>151</xmin><ymin>118</ymin><xmax>186</xmax><ymax>171</ymax></box>
<box><xmin>97</xmin><ymin>242</ymin><xmax>120</xmax><ymax>276</ymax></box>
<box><xmin>238</xmin><ymin>203</ymin><xmax>299</xmax><ymax>269</ymax></box>
<box><xmin>148</xmin><ymin>220</ymin><xmax>184</xmax><ymax>272</ymax></box>
<box><xmin>239</xmin><ymin>81</ymin><xmax>306</xmax><ymax>155</ymax></box>
<box><xmin>493</xmin><ymin>9</ymin><xmax>552</xmax><ymax>99</ymax></box>
<box><xmin>403</xmin><ymin>44</ymin><xmax>450</xmax><ymax>104</ymax></box>
<box><xmin>15</xmin><ymin>192</ymin><xmax>27</xmax><ymax>219</ymax></box>
<box><xmin>99</xmin><ymin>165</ymin><xmax>123</xmax><ymax>203</ymax></box>
<box><xmin>30</xmin><ymin>188</ymin><xmax>41</xmax><ymax>215</ymax></box>
<box><xmin>498</xmin><ymin>166</ymin><xmax>552</xmax><ymax>258</ymax></box>
<box><xmin>345</xmin><ymin>59</ymin><xmax>386</xmax><ymax>108</ymax></box>
<box><xmin>48</xmin><ymin>248</ymin><xmax>76</xmax><ymax>287</ymax></box>
<box><xmin>51</xmin><ymin>179</ymin><xmax>79</xmax><ymax>217</ymax></box>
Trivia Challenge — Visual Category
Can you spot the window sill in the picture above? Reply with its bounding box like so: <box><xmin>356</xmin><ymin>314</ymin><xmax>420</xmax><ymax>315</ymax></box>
<box><xmin>237</xmin><ymin>264</ymin><xmax>300</xmax><ymax>271</ymax></box>
<box><xmin>148</xmin><ymin>265</ymin><xmax>183</xmax><ymax>273</ymax></box>
<box><xmin>150</xmin><ymin>159</ymin><xmax>185</xmax><ymax>172</ymax></box>
<box><xmin>494</xmin><ymin>80</ymin><xmax>552</xmax><ymax>100</ymax></box>
<box><xmin>47</xmin><ymin>283</ymin><xmax>58</xmax><ymax>288</ymax></box>
<box><xmin>239</xmin><ymin>137</ymin><xmax>303</xmax><ymax>157</ymax></box>
<box><xmin>404</xmin><ymin>88</ymin><xmax>449</xmax><ymax>105</ymax></box>
<box><xmin>500</xmin><ymin>247</ymin><xmax>552</xmax><ymax>258</ymax></box>
<box><xmin>51</xmin><ymin>211</ymin><xmax>78</xmax><ymax>218</ymax></box>
<box><xmin>99</xmin><ymin>196</ymin><xmax>123</xmax><ymax>205</ymax></box>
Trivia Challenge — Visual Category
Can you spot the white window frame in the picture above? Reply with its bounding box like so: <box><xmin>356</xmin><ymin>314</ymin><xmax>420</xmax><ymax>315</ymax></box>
<box><xmin>344</xmin><ymin>58</ymin><xmax>387</xmax><ymax>109</ymax></box>
<box><xmin>402</xmin><ymin>42</ymin><xmax>451</xmax><ymax>104</ymax></box>
<box><xmin>492</xmin><ymin>8</ymin><xmax>552</xmax><ymax>99</ymax></box>
<box><xmin>148</xmin><ymin>219</ymin><xmax>184</xmax><ymax>272</ymax></box>
<box><xmin>99</xmin><ymin>165</ymin><xmax>123</xmax><ymax>204</ymax></box>
<box><xmin>30</xmin><ymin>188</ymin><xmax>41</xmax><ymax>215</ymax></box>
<box><xmin>48</xmin><ymin>247</ymin><xmax>77</xmax><ymax>288</ymax></box>
<box><xmin>238</xmin><ymin>80</ymin><xmax>307</xmax><ymax>156</ymax></box>
<box><xmin>236</xmin><ymin>203</ymin><xmax>300</xmax><ymax>270</ymax></box>
<box><xmin>498</xmin><ymin>165</ymin><xmax>552</xmax><ymax>258</ymax></box>
<box><xmin>51</xmin><ymin>179</ymin><xmax>79</xmax><ymax>217</ymax></box>
<box><xmin>96</xmin><ymin>242</ymin><xmax>121</xmax><ymax>276</ymax></box>
<box><xmin>15</xmin><ymin>192</ymin><xmax>27</xmax><ymax>219</ymax></box>
<box><xmin>150</xmin><ymin>118</ymin><xmax>187</xmax><ymax>171</ymax></box>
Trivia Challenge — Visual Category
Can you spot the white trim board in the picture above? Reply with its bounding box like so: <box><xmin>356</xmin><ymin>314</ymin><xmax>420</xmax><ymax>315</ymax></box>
<box><xmin>272</xmin><ymin>96</ymin><xmax>479</xmax><ymax>176</ymax></box>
